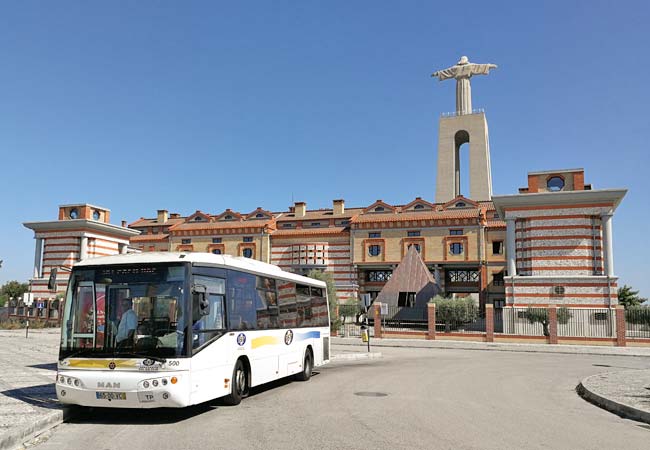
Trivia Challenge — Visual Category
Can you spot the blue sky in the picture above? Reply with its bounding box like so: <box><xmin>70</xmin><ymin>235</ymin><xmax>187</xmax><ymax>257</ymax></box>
<box><xmin>1</xmin><ymin>1</ymin><xmax>649</xmax><ymax>298</ymax></box>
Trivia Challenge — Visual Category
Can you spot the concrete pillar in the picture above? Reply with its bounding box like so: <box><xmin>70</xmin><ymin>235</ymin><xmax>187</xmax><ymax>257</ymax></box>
<box><xmin>506</xmin><ymin>218</ymin><xmax>517</xmax><ymax>276</ymax></box>
<box><xmin>548</xmin><ymin>306</ymin><xmax>558</xmax><ymax>345</ymax></box>
<box><xmin>601</xmin><ymin>213</ymin><xmax>614</xmax><ymax>277</ymax></box>
<box><xmin>33</xmin><ymin>238</ymin><xmax>43</xmax><ymax>278</ymax></box>
<box><xmin>119</xmin><ymin>243</ymin><xmax>128</xmax><ymax>254</ymax></box>
<box><xmin>615</xmin><ymin>305</ymin><xmax>626</xmax><ymax>347</ymax></box>
<box><xmin>485</xmin><ymin>304</ymin><xmax>494</xmax><ymax>342</ymax></box>
<box><xmin>79</xmin><ymin>236</ymin><xmax>88</xmax><ymax>261</ymax></box>
<box><xmin>427</xmin><ymin>303</ymin><xmax>436</xmax><ymax>340</ymax></box>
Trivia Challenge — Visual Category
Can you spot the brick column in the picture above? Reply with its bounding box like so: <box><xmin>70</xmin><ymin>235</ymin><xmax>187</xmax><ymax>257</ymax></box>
<box><xmin>373</xmin><ymin>303</ymin><xmax>382</xmax><ymax>339</ymax></box>
<box><xmin>427</xmin><ymin>303</ymin><xmax>436</xmax><ymax>340</ymax></box>
<box><xmin>485</xmin><ymin>304</ymin><xmax>494</xmax><ymax>342</ymax></box>
<box><xmin>548</xmin><ymin>306</ymin><xmax>558</xmax><ymax>345</ymax></box>
<box><xmin>615</xmin><ymin>305</ymin><xmax>626</xmax><ymax>347</ymax></box>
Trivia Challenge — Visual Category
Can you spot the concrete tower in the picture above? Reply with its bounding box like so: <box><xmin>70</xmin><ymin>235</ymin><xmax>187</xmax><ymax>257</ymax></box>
<box><xmin>432</xmin><ymin>56</ymin><xmax>496</xmax><ymax>203</ymax></box>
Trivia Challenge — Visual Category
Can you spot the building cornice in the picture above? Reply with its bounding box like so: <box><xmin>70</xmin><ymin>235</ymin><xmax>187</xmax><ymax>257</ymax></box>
<box><xmin>491</xmin><ymin>189</ymin><xmax>627</xmax><ymax>218</ymax></box>
<box><xmin>23</xmin><ymin>220</ymin><xmax>140</xmax><ymax>237</ymax></box>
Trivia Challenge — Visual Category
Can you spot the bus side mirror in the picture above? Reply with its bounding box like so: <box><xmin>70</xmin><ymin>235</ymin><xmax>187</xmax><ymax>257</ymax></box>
<box><xmin>192</xmin><ymin>284</ymin><xmax>209</xmax><ymax>316</ymax></box>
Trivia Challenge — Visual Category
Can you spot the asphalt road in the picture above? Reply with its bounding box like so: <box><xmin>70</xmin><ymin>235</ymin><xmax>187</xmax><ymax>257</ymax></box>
<box><xmin>27</xmin><ymin>346</ymin><xmax>650</xmax><ymax>450</ymax></box>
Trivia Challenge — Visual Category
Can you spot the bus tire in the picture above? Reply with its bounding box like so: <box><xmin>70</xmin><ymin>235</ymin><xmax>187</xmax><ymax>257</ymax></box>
<box><xmin>295</xmin><ymin>348</ymin><xmax>313</xmax><ymax>382</ymax></box>
<box><xmin>223</xmin><ymin>359</ymin><xmax>249</xmax><ymax>406</ymax></box>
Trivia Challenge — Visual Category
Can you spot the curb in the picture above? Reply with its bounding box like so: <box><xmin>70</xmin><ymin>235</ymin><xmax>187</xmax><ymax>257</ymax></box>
<box><xmin>0</xmin><ymin>410</ymin><xmax>62</xmax><ymax>450</ymax></box>
<box><xmin>577</xmin><ymin>378</ymin><xmax>650</xmax><ymax>425</ymax></box>
<box><xmin>330</xmin><ymin>353</ymin><xmax>382</xmax><ymax>362</ymax></box>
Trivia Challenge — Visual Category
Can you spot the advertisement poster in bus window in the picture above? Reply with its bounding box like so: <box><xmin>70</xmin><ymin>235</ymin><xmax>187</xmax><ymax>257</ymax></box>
<box><xmin>95</xmin><ymin>285</ymin><xmax>106</xmax><ymax>348</ymax></box>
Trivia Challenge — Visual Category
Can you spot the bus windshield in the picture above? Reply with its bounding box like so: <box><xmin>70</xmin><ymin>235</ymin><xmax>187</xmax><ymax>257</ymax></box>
<box><xmin>60</xmin><ymin>264</ymin><xmax>188</xmax><ymax>360</ymax></box>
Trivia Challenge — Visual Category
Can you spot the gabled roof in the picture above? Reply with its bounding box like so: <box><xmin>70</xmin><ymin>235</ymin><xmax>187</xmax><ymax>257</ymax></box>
<box><xmin>363</xmin><ymin>200</ymin><xmax>397</xmax><ymax>214</ymax></box>
<box><xmin>214</xmin><ymin>209</ymin><xmax>243</xmax><ymax>221</ymax></box>
<box><xmin>402</xmin><ymin>197</ymin><xmax>435</xmax><ymax>212</ymax></box>
<box><xmin>244</xmin><ymin>207</ymin><xmax>274</xmax><ymax>220</ymax></box>
<box><xmin>185</xmin><ymin>210</ymin><xmax>211</xmax><ymax>223</ymax></box>
<box><xmin>442</xmin><ymin>195</ymin><xmax>478</xmax><ymax>210</ymax></box>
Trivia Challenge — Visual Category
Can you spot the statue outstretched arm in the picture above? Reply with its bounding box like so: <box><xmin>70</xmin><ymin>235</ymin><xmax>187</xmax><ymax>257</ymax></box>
<box><xmin>469</xmin><ymin>63</ymin><xmax>498</xmax><ymax>76</ymax></box>
<box><xmin>431</xmin><ymin>67</ymin><xmax>456</xmax><ymax>81</ymax></box>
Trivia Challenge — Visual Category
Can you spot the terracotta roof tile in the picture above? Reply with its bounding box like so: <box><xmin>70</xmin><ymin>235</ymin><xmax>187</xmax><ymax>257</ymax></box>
<box><xmin>169</xmin><ymin>219</ymin><xmax>273</xmax><ymax>232</ymax></box>
<box><xmin>275</xmin><ymin>208</ymin><xmax>364</xmax><ymax>222</ymax></box>
<box><xmin>129</xmin><ymin>218</ymin><xmax>185</xmax><ymax>227</ymax></box>
<box><xmin>130</xmin><ymin>233</ymin><xmax>169</xmax><ymax>242</ymax></box>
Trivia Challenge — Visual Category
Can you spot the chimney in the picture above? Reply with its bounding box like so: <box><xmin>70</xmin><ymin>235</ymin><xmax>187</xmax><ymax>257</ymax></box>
<box><xmin>121</xmin><ymin>220</ymin><xmax>127</xmax><ymax>228</ymax></box>
<box><xmin>157</xmin><ymin>209</ymin><xmax>169</xmax><ymax>223</ymax></box>
<box><xmin>294</xmin><ymin>202</ymin><xmax>306</xmax><ymax>217</ymax></box>
<box><xmin>333</xmin><ymin>199</ymin><xmax>345</xmax><ymax>215</ymax></box>
<box><xmin>170</xmin><ymin>213</ymin><xmax>180</xmax><ymax>219</ymax></box>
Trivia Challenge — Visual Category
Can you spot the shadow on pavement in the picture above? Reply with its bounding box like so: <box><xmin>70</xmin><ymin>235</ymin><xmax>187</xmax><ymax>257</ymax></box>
<box><xmin>0</xmin><ymin>383</ymin><xmax>59</xmax><ymax>409</ymax></box>
<box><xmin>28</xmin><ymin>362</ymin><xmax>58</xmax><ymax>371</ymax></box>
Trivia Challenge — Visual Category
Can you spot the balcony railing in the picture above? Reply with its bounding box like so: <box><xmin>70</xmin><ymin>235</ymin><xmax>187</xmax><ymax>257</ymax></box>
<box><xmin>441</xmin><ymin>108</ymin><xmax>485</xmax><ymax>118</ymax></box>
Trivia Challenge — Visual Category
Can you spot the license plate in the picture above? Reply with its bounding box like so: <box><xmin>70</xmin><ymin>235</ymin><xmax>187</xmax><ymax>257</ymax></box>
<box><xmin>96</xmin><ymin>391</ymin><xmax>126</xmax><ymax>400</ymax></box>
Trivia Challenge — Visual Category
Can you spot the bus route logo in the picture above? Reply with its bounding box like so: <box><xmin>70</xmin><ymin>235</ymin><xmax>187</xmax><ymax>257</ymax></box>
<box><xmin>237</xmin><ymin>333</ymin><xmax>246</xmax><ymax>346</ymax></box>
<box><xmin>284</xmin><ymin>330</ymin><xmax>293</xmax><ymax>345</ymax></box>
<box><xmin>108</xmin><ymin>361</ymin><xmax>116</xmax><ymax>370</ymax></box>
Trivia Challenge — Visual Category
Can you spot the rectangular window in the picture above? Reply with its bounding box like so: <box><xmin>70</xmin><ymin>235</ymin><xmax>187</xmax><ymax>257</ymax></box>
<box><xmin>282</xmin><ymin>223</ymin><xmax>294</xmax><ymax>228</ymax></box>
<box><xmin>243</xmin><ymin>236</ymin><xmax>253</xmax><ymax>242</ymax></box>
<box><xmin>492</xmin><ymin>272</ymin><xmax>504</xmax><ymax>286</ymax></box>
<box><xmin>369</xmin><ymin>232</ymin><xmax>381</xmax><ymax>238</ymax></box>
<box><xmin>278</xmin><ymin>281</ymin><xmax>297</xmax><ymax>328</ymax></box>
<box><xmin>255</xmin><ymin>276</ymin><xmax>278</xmax><ymax>330</ymax></box>
<box><xmin>212</xmin><ymin>238</ymin><xmax>222</xmax><ymax>244</ymax></box>
<box><xmin>492</xmin><ymin>241</ymin><xmax>503</xmax><ymax>255</ymax></box>
<box><xmin>181</xmin><ymin>238</ymin><xmax>191</xmax><ymax>244</ymax></box>
<box><xmin>226</xmin><ymin>270</ymin><xmax>257</xmax><ymax>331</ymax></box>
<box><xmin>310</xmin><ymin>222</ymin><xmax>321</xmax><ymax>227</ymax></box>
<box><xmin>152</xmin><ymin>227</ymin><xmax>159</xmax><ymax>234</ymax></box>
<box><xmin>449</xmin><ymin>229</ymin><xmax>463</xmax><ymax>235</ymax></box>
<box><xmin>407</xmin><ymin>230</ymin><xmax>421</xmax><ymax>237</ymax></box>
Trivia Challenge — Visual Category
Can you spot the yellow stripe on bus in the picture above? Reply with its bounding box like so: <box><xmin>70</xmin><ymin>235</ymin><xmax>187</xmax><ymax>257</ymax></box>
<box><xmin>251</xmin><ymin>336</ymin><xmax>280</xmax><ymax>349</ymax></box>
<box><xmin>67</xmin><ymin>359</ymin><xmax>137</xmax><ymax>369</ymax></box>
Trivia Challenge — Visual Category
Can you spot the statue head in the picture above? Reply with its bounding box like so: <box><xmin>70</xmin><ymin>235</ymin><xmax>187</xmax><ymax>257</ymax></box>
<box><xmin>457</xmin><ymin>56</ymin><xmax>469</xmax><ymax>65</ymax></box>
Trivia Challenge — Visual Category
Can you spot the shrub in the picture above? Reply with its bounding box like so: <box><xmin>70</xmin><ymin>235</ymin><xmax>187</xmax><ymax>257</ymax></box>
<box><xmin>522</xmin><ymin>307</ymin><xmax>571</xmax><ymax>336</ymax></box>
<box><xmin>430</xmin><ymin>295</ymin><xmax>479</xmax><ymax>331</ymax></box>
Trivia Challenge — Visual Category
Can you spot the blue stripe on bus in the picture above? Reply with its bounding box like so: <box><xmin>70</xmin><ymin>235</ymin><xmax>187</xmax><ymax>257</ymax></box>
<box><xmin>295</xmin><ymin>331</ymin><xmax>321</xmax><ymax>341</ymax></box>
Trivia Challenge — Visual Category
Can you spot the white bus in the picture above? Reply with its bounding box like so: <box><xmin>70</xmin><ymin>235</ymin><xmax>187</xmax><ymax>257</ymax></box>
<box><xmin>56</xmin><ymin>252</ymin><xmax>330</xmax><ymax>408</ymax></box>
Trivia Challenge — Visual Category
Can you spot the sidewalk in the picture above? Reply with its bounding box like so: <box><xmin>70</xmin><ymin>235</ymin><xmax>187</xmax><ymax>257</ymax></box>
<box><xmin>0</xmin><ymin>328</ymin><xmax>63</xmax><ymax>450</ymax></box>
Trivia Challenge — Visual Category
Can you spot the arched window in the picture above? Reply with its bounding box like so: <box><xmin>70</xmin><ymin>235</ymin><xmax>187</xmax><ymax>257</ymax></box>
<box><xmin>242</xmin><ymin>248</ymin><xmax>253</xmax><ymax>258</ymax></box>
<box><xmin>414</xmin><ymin>204</ymin><xmax>424</xmax><ymax>210</ymax></box>
<box><xmin>374</xmin><ymin>206</ymin><xmax>385</xmax><ymax>212</ymax></box>
<box><xmin>212</xmin><ymin>249</ymin><xmax>222</xmax><ymax>255</ymax></box>
<box><xmin>450</xmin><ymin>243</ymin><xmax>463</xmax><ymax>255</ymax></box>
<box><xmin>408</xmin><ymin>243</ymin><xmax>421</xmax><ymax>253</ymax></box>
<box><xmin>368</xmin><ymin>245</ymin><xmax>381</xmax><ymax>257</ymax></box>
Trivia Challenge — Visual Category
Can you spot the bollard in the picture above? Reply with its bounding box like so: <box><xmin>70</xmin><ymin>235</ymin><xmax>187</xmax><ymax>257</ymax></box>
<box><xmin>25</xmin><ymin>320</ymin><xmax>30</xmax><ymax>339</ymax></box>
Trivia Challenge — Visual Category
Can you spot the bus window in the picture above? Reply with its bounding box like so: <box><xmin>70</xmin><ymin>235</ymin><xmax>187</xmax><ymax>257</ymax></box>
<box><xmin>255</xmin><ymin>276</ymin><xmax>278</xmax><ymax>329</ymax></box>
<box><xmin>277</xmin><ymin>281</ymin><xmax>297</xmax><ymax>328</ymax></box>
<box><xmin>227</xmin><ymin>271</ymin><xmax>257</xmax><ymax>330</ymax></box>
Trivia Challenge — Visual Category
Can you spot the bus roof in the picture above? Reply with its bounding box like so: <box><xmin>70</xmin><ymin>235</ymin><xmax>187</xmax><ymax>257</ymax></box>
<box><xmin>73</xmin><ymin>252</ymin><xmax>327</xmax><ymax>288</ymax></box>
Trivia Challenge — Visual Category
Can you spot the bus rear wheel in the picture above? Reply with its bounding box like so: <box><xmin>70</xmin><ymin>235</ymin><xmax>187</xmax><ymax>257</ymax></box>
<box><xmin>295</xmin><ymin>348</ymin><xmax>313</xmax><ymax>382</ymax></box>
<box><xmin>223</xmin><ymin>359</ymin><xmax>249</xmax><ymax>406</ymax></box>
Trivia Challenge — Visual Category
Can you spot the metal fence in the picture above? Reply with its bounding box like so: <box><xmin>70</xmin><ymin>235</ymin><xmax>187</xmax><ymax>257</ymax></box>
<box><xmin>501</xmin><ymin>307</ymin><xmax>547</xmax><ymax>336</ymax></box>
<box><xmin>337</xmin><ymin>304</ymin><xmax>372</xmax><ymax>338</ymax></box>
<box><xmin>381</xmin><ymin>305</ymin><xmax>428</xmax><ymax>332</ymax></box>
<box><xmin>558</xmin><ymin>308</ymin><xmax>613</xmax><ymax>338</ymax></box>
<box><xmin>625</xmin><ymin>306</ymin><xmax>650</xmax><ymax>339</ymax></box>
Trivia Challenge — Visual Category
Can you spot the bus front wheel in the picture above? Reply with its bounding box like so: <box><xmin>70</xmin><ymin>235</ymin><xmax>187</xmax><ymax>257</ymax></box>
<box><xmin>295</xmin><ymin>348</ymin><xmax>313</xmax><ymax>382</ymax></box>
<box><xmin>224</xmin><ymin>359</ymin><xmax>249</xmax><ymax>406</ymax></box>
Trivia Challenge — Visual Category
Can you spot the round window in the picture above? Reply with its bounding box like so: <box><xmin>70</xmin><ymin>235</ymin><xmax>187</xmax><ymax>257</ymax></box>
<box><xmin>242</xmin><ymin>248</ymin><xmax>253</xmax><ymax>258</ymax></box>
<box><xmin>69</xmin><ymin>208</ymin><xmax>79</xmax><ymax>219</ymax></box>
<box><xmin>547</xmin><ymin>176</ymin><xmax>565</xmax><ymax>192</ymax></box>
<box><xmin>92</xmin><ymin>210</ymin><xmax>100</xmax><ymax>220</ymax></box>
<box><xmin>368</xmin><ymin>245</ymin><xmax>381</xmax><ymax>257</ymax></box>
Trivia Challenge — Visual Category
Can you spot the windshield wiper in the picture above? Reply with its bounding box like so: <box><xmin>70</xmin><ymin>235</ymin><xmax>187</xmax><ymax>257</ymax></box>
<box><xmin>114</xmin><ymin>352</ymin><xmax>167</xmax><ymax>364</ymax></box>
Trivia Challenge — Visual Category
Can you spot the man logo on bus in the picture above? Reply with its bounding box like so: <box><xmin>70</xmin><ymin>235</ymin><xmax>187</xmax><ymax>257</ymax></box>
<box><xmin>237</xmin><ymin>333</ymin><xmax>246</xmax><ymax>346</ymax></box>
<box><xmin>284</xmin><ymin>330</ymin><xmax>293</xmax><ymax>345</ymax></box>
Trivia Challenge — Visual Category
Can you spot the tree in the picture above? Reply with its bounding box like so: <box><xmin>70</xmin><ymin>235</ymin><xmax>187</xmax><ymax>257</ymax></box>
<box><xmin>617</xmin><ymin>285</ymin><xmax>647</xmax><ymax>309</ymax></box>
<box><xmin>522</xmin><ymin>307</ymin><xmax>571</xmax><ymax>337</ymax></box>
<box><xmin>0</xmin><ymin>281</ymin><xmax>29</xmax><ymax>307</ymax></box>
<box><xmin>306</xmin><ymin>270</ymin><xmax>340</xmax><ymax>331</ymax></box>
